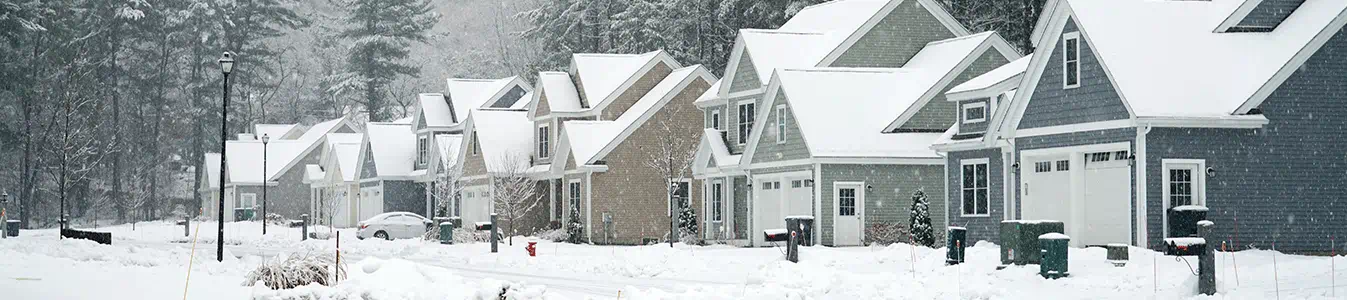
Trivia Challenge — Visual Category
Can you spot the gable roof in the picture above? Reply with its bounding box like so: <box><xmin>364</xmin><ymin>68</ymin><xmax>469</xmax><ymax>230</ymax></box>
<box><xmin>297</xmin><ymin>117</ymin><xmax>355</xmax><ymax>142</ymax></box>
<box><xmin>1024</xmin><ymin>0</ymin><xmax>1347</xmax><ymax>119</ymax></box>
<box><xmin>881</xmin><ymin>31</ymin><xmax>1020</xmax><ymax>131</ymax></box>
<box><xmin>755</xmin><ymin>68</ymin><xmax>943</xmax><ymax>159</ymax></box>
<box><xmin>535</xmin><ymin>71</ymin><xmax>583</xmax><ymax>115</ymax></box>
<box><xmin>510</xmin><ymin>92</ymin><xmax>534</xmax><ymax>110</ymax></box>
<box><xmin>254</xmin><ymin>124</ymin><xmax>301</xmax><ymax>140</ymax></box>
<box><xmin>446</xmin><ymin>77</ymin><xmax>529</xmax><ymax>119</ymax></box>
<box><xmin>416</xmin><ymin>93</ymin><xmax>455</xmax><ymax>128</ymax></box>
<box><xmin>365</xmin><ymin>122</ymin><xmax>417</xmax><ymax>178</ymax></box>
<box><xmin>203</xmin><ymin>153</ymin><xmax>222</xmax><ymax>189</ymax></box>
<box><xmin>464</xmin><ymin>109</ymin><xmax>533</xmax><ymax>174</ymax></box>
<box><xmin>323</xmin><ymin>132</ymin><xmax>364</xmax><ymax>182</ymax></box>
<box><xmin>556</xmin><ymin>65</ymin><xmax>714</xmax><ymax>167</ymax></box>
<box><xmin>694</xmin><ymin>79</ymin><xmax>723</xmax><ymax>106</ymax></box>
<box><xmin>778</xmin><ymin>0</ymin><xmax>892</xmax><ymax>33</ymax></box>
<box><xmin>735</xmin><ymin>30</ymin><xmax>846</xmax><ymax>86</ymax></box>
<box><xmin>224</xmin><ymin>140</ymin><xmax>309</xmax><ymax>184</ymax></box>
<box><xmin>570</xmin><ymin>51</ymin><xmax>676</xmax><ymax>107</ymax></box>
<box><xmin>947</xmin><ymin>54</ymin><xmax>1033</xmax><ymax>99</ymax></box>
<box><xmin>435</xmin><ymin>134</ymin><xmax>463</xmax><ymax>172</ymax></box>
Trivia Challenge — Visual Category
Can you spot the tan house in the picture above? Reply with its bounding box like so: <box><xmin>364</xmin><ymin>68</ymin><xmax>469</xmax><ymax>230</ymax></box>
<box><xmin>454</xmin><ymin>108</ymin><xmax>543</xmax><ymax>234</ymax></box>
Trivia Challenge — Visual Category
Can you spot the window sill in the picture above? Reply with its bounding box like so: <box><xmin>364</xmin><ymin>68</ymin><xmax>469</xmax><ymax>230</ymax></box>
<box><xmin>960</xmin><ymin>214</ymin><xmax>992</xmax><ymax>218</ymax></box>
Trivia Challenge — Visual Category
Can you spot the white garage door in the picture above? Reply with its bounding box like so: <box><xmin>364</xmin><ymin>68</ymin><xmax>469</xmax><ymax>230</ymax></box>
<box><xmin>752</xmin><ymin>174</ymin><xmax>812</xmax><ymax>246</ymax></box>
<box><xmin>1022</xmin><ymin>156</ymin><xmax>1071</xmax><ymax>224</ymax></box>
<box><xmin>1082</xmin><ymin>151</ymin><xmax>1131</xmax><ymax>247</ymax></box>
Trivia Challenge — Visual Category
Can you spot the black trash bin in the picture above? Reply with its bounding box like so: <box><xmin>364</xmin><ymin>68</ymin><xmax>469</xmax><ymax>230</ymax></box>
<box><xmin>947</xmin><ymin>227</ymin><xmax>967</xmax><ymax>265</ymax></box>
<box><xmin>785</xmin><ymin>216</ymin><xmax>815</xmax><ymax>246</ymax></box>
<box><xmin>1168</xmin><ymin>206</ymin><xmax>1208</xmax><ymax>237</ymax></box>
<box><xmin>5</xmin><ymin>220</ymin><xmax>18</xmax><ymax>237</ymax></box>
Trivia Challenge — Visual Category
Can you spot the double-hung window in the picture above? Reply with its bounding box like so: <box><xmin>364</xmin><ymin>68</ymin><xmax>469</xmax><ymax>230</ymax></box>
<box><xmin>417</xmin><ymin>135</ymin><xmax>428</xmax><ymax>166</ymax></box>
<box><xmin>537</xmin><ymin>125</ymin><xmax>550</xmax><ymax>159</ymax></box>
<box><xmin>737</xmin><ymin>101</ymin><xmax>755</xmax><ymax>145</ymax></box>
<box><xmin>568</xmin><ymin>181</ymin><xmax>582</xmax><ymax>218</ymax></box>
<box><xmin>710</xmin><ymin>181</ymin><xmax>723</xmax><ymax>222</ymax></box>
<box><xmin>711</xmin><ymin>110</ymin><xmax>721</xmax><ymax>130</ymax></box>
<box><xmin>1063</xmin><ymin>32</ymin><xmax>1081</xmax><ymax>88</ymax></box>
<box><xmin>961</xmin><ymin>159</ymin><xmax>989</xmax><ymax>216</ymax></box>
<box><xmin>775</xmin><ymin>105</ymin><xmax>787</xmax><ymax>143</ymax></box>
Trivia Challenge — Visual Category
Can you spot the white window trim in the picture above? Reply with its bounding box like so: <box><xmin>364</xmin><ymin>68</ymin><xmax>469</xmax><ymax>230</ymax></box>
<box><xmin>711</xmin><ymin>109</ymin><xmax>721</xmax><ymax>130</ymax></box>
<box><xmin>416</xmin><ymin>135</ymin><xmax>429</xmax><ymax>166</ymax></box>
<box><xmin>736</xmin><ymin>100</ymin><xmax>755</xmax><ymax>146</ymax></box>
<box><xmin>471</xmin><ymin>134</ymin><xmax>479</xmax><ymax>155</ymax></box>
<box><xmin>567</xmin><ymin>179</ymin><xmax>582</xmax><ymax>222</ymax></box>
<box><xmin>537</xmin><ymin>124</ymin><xmax>550</xmax><ymax>159</ymax></box>
<box><xmin>1161</xmin><ymin>159</ymin><xmax>1207</xmax><ymax>237</ymax></box>
<box><xmin>960</xmin><ymin>158</ymin><xmax>991</xmax><ymax>217</ymax></box>
<box><xmin>775</xmin><ymin>104</ymin><xmax>787</xmax><ymax>144</ymax></box>
<box><xmin>709</xmin><ymin>179</ymin><xmax>724</xmax><ymax>222</ymax></box>
<box><xmin>962</xmin><ymin>102</ymin><xmax>987</xmax><ymax>124</ymax></box>
<box><xmin>240</xmin><ymin>193</ymin><xmax>257</xmax><ymax>208</ymax></box>
<box><xmin>667</xmin><ymin>178</ymin><xmax>692</xmax><ymax>216</ymax></box>
<box><xmin>1062</xmin><ymin>31</ymin><xmax>1082</xmax><ymax>89</ymax></box>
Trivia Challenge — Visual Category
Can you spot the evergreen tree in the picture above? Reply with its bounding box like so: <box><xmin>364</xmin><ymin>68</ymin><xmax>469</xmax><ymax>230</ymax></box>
<box><xmin>677</xmin><ymin>196</ymin><xmax>699</xmax><ymax>243</ymax></box>
<box><xmin>336</xmin><ymin>0</ymin><xmax>437</xmax><ymax>122</ymax></box>
<box><xmin>909</xmin><ymin>190</ymin><xmax>935</xmax><ymax>247</ymax></box>
<box><xmin>566</xmin><ymin>207</ymin><xmax>585</xmax><ymax>244</ymax></box>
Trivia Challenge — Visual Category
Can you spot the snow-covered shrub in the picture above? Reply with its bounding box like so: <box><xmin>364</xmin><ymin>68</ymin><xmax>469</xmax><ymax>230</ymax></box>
<box><xmin>565</xmin><ymin>208</ymin><xmax>585</xmax><ymax>244</ymax></box>
<box><xmin>265</xmin><ymin>213</ymin><xmax>289</xmax><ymax>226</ymax></box>
<box><xmin>534</xmin><ymin>228</ymin><xmax>569</xmax><ymax>242</ymax></box>
<box><xmin>908</xmin><ymin>190</ymin><xmax>935</xmax><ymax>247</ymax></box>
<box><xmin>864</xmin><ymin>222</ymin><xmax>907</xmax><ymax>246</ymax></box>
<box><xmin>243</xmin><ymin>253</ymin><xmax>346</xmax><ymax>289</ymax></box>
<box><xmin>676</xmin><ymin>197</ymin><xmax>700</xmax><ymax>245</ymax></box>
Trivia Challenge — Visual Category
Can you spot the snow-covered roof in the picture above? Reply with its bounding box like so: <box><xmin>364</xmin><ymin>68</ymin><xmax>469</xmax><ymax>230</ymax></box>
<box><xmin>778</xmin><ymin>0</ymin><xmax>890</xmax><ymax>33</ymax></box>
<box><xmin>365</xmin><ymin>122</ymin><xmax>416</xmax><ymax>178</ymax></box>
<box><xmin>304</xmin><ymin>164</ymin><xmax>325</xmax><ymax>183</ymax></box>
<box><xmin>883</xmin><ymin>32</ymin><xmax>1014</xmax><ymax>130</ymax></box>
<box><xmin>1054</xmin><ymin>0</ymin><xmax>1347</xmax><ymax>117</ymax></box>
<box><xmin>561</xmin><ymin>66</ymin><xmax>708</xmax><ymax>165</ymax></box>
<box><xmin>571</xmin><ymin>51</ymin><xmax>664</xmax><ymax>105</ymax></box>
<box><xmin>510</xmin><ymin>91</ymin><xmax>534</xmax><ymax>110</ymax></box>
<box><xmin>254</xmin><ymin>124</ymin><xmax>300</xmax><ymax>140</ymax></box>
<box><xmin>948</xmin><ymin>54</ymin><xmax>1033</xmax><ymax>96</ymax></box>
<box><xmin>694</xmin><ymin>79</ymin><xmax>723</xmax><ymax>105</ymax></box>
<box><xmin>770</xmin><ymin>68</ymin><xmax>944</xmax><ymax>158</ymax></box>
<box><xmin>435</xmin><ymin>134</ymin><xmax>463</xmax><ymax>170</ymax></box>
<box><xmin>224</xmin><ymin>140</ymin><xmax>310</xmax><ymax>184</ymax></box>
<box><xmin>702</xmin><ymin>128</ymin><xmax>741</xmax><ymax>168</ymax></box>
<box><xmin>203</xmin><ymin>153</ymin><xmax>222</xmax><ymax>189</ymax></box>
<box><xmin>538</xmin><ymin>72</ymin><xmax>583</xmax><ymax>113</ymax></box>
<box><xmin>446</xmin><ymin>77</ymin><xmax>524</xmax><ymax>118</ymax></box>
<box><xmin>417</xmin><ymin>93</ymin><xmax>455</xmax><ymax>127</ymax></box>
<box><xmin>326</xmin><ymin>132</ymin><xmax>363</xmax><ymax>145</ymax></box>
<box><xmin>737</xmin><ymin>29</ymin><xmax>845</xmax><ymax>86</ymax></box>
<box><xmin>467</xmin><ymin>109</ymin><xmax>533</xmax><ymax>173</ymax></box>
<box><xmin>332</xmin><ymin>143</ymin><xmax>362</xmax><ymax>182</ymax></box>
<box><xmin>297</xmin><ymin>117</ymin><xmax>351</xmax><ymax>142</ymax></box>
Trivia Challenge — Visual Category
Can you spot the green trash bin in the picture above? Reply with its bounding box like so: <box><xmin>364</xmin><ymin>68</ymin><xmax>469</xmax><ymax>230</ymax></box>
<box><xmin>947</xmin><ymin>227</ymin><xmax>967</xmax><ymax>265</ymax></box>
<box><xmin>1039</xmin><ymin>233</ymin><xmax>1070</xmax><ymax>279</ymax></box>
<box><xmin>439</xmin><ymin>222</ymin><xmax>454</xmax><ymax>244</ymax></box>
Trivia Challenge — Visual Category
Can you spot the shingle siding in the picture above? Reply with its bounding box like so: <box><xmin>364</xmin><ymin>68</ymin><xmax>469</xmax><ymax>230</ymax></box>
<box><xmin>900</xmin><ymin>50</ymin><xmax>1008</xmax><ymax>131</ymax></box>
<box><xmin>1143</xmin><ymin>28</ymin><xmax>1347</xmax><ymax>253</ymax></box>
<box><xmin>382</xmin><ymin>181</ymin><xmax>426</xmax><ymax>216</ymax></box>
<box><xmin>1236</xmin><ymin>0</ymin><xmax>1304</xmax><ymax>29</ymax></box>
<box><xmin>751</xmin><ymin>91</ymin><xmax>811</xmax><ymax>164</ymax></box>
<box><xmin>1018</xmin><ymin>19</ymin><xmax>1129</xmax><ymax>130</ymax></box>
<box><xmin>946</xmin><ymin>148</ymin><xmax>1004</xmax><ymax>244</ymax></box>
<box><xmin>956</xmin><ymin>99</ymin><xmax>991</xmax><ymax>134</ymax></box>
<box><xmin>818</xmin><ymin>164</ymin><xmax>945</xmax><ymax>246</ymax></box>
<box><xmin>601</xmin><ymin>62</ymin><xmax>674</xmax><ymax>120</ymax></box>
<box><xmin>728</xmin><ymin>53</ymin><xmax>762</xmax><ymax>93</ymax></box>
<box><xmin>830</xmin><ymin>1</ymin><xmax>957</xmax><ymax>68</ymax></box>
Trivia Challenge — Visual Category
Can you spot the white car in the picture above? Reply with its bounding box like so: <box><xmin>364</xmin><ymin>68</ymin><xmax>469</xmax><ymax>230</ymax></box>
<box><xmin>356</xmin><ymin>212</ymin><xmax>433</xmax><ymax>240</ymax></box>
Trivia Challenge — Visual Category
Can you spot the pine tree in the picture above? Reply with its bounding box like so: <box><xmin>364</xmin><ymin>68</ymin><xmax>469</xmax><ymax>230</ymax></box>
<box><xmin>677</xmin><ymin>196</ymin><xmax>699</xmax><ymax>243</ymax></box>
<box><xmin>336</xmin><ymin>0</ymin><xmax>437</xmax><ymax>122</ymax></box>
<box><xmin>909</xmin><ymin>190</ymin><xmax>935</xmax><ymax>247</ymax></box>
<box><xmin>566</xmin><ymin>207</ymin><xmax>585</xmax><ymax>244</ymax></box>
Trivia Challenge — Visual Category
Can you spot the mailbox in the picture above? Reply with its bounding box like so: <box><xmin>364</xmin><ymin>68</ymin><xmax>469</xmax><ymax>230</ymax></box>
<box><xmin>474</xmin><ymin>221</ymin><xmax>494</xmax><ymax>231</ymax></box>
<box><xmin>1164</xmin><ymin>237</ymin><xmax>1206</xmax><ymax>256</ymax></box>
<box><xmin>764</xmin><ymin>229</ymin><xmax>788</xmax><ymax>242</ymax></box>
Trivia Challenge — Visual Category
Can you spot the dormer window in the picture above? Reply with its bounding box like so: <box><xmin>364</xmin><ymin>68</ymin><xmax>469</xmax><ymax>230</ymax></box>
<box><xmin>962</xmin><ymin>102</ymin><xmax>987</xmax><ymax>124</ymax></box>
<box><xmin>1063</xmin><ymin>32</ymin><xmax>1081</xmax><ymax>89</ymax></box>
<box><xmin>538</xmin><ymin>124</ymin><xmax>550</xmax><ymax>159</ymax></box>
<box><xmin>417</xmin><ymin>135</ymin><xmax>429</xmax><ymax>166</ymax></box>
<box><xmin>711</xmin><ymin>109</ymin><xmax>721</xmax><ymax>130</ymax></box>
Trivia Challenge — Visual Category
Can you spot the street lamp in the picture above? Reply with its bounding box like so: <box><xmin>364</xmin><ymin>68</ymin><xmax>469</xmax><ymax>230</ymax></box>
<box><xmin>261</xmin><ymin>133</ymin><xmax>269</xmax><ymax>235</ymax></box>
<box><xmin>217</xmin><ymin>52</ymin><xmax>235</xmax><ymax>262</ymax></box>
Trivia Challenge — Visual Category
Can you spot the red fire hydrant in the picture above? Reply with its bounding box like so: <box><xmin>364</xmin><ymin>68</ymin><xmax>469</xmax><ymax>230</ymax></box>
<box><xmin>526</xmin><ymin>242</ymin><xmax>537</xmax><ymax>257</ymax></box>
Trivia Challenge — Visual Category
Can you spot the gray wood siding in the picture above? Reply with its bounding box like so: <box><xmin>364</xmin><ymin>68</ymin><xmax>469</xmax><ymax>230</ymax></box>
<box><xmin>728</xmin><ymin>94</ymin><xmax>761</xmax><ymax>154</ymax></box>
<box><xmin>830</xmin><ymin>0</ymin><xmax>958</xmax><ymax>68</ymax></box>
<box><xmin>1237</xmin><ymin>0</ymin><xmax>1304</xmax><ymax>29</ymax></box>
<box><xmin>751</xmin><ymin>91</ymin><xmax>811</xmax><ymax>164</ymax></box>
<box><xmin>818</xmin><ymin>164</ymin><xmax>946</xmax><ymax>246</ymax></box>
<box><xmin>1013</xmin><ymin>128</ymin><xmax>1136</xmax><ymax>241</ymax></box>
<box><xmin>728</xmin><ymin>52</ymin><xmax>762</xmax><ymax>93</ymax></box>
<box><xmin>733</xmin><ymin>175</ymin><xmax>750</xmax><ymax>238</ymax></box>
<box><xmin>957</xmin><ymin>98</ymin><xmax>991</xmax><ymax>134</ymax></box>
<box><xmin>1018</xmin><ymin>19</ymin><xmax>1129</xmax><ymax>130</ymax></box>
<box><xmin>1143</xmin><ymin>28</ymin><xmax>1347</xmax><ymax>253</ymax></box>
<box><xmin>359</xmin><ymin>146</ymin><xmax>378</xmax><ymax>179</ymax></box>
<box><xmin>945</xmin><ymin>148</ymin><xmax>1004</xmax><ymax>244</ymax></box>
<box><xmin>899</xmin><ymin>51</ymin><xmax>1008</xmax><ymax>131</ymax></box>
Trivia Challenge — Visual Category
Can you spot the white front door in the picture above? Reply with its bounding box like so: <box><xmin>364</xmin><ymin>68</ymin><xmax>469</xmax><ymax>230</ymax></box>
<box><xmin>832</xmin><ymin>182</ymin><xmax>864</xmax><ymax>246</ymax></box>
<box><xmin>1082</xmin><ymin>151</ymin><xmax>1132</xmax><ymax>246</ymax></box>
<box><xmin>1022</xmin><ymin>156</ymin><xmax>1072</xmax><ymax>224</ymax></box>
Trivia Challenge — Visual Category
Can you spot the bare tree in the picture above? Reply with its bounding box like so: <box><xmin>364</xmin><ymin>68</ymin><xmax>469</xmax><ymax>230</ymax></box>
<box><xmin>642</xmin><ymin>105</ymin><xmax>700</xmax><ymax>246</ymax></box>
<box><xmin>491</xmin><ymin>153</ymin><xmax>541</xmax><ymax>246</ymax></box>
<box><xmin>432</xmin><ymin>160</ymin><xmax>466</xmax><ymax>219</ymax></box>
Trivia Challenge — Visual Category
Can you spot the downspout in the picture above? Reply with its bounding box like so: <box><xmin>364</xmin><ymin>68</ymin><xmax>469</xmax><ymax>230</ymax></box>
<box><xmin>812</xmin><ymin>162</ymin><xmax>822</xmax><ymax>246</ymax></box>
<box><xmin>585</xmin><ymin>171</ymin><xmax>594</xmax><ymax>243</ymax></box>
<box><xmin>1135</xmin><ymin>125</ymin><xmax>1152</xmax><ymax>247</ymax></box>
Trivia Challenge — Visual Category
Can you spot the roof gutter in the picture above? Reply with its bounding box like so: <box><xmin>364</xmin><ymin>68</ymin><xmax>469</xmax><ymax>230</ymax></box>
<box><xmin>1134</xmin><ymin>115</ymin><xmax>1269</xmax><ymax>129</ymax></box>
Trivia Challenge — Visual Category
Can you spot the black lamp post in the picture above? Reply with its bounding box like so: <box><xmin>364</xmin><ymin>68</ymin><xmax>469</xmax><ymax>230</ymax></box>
<box><xmin>217</xmin><ymin>52</ymin><xmax>234</xmax><ymax>262</ymax></box>
<box><xmin>261</xmin><ymin>133</ymin><xmax>269</xmax><ymax>235</ymax></box>
<box><xmin>2</xmin><ymin>191</ymin><xmax>8</xmax><ymax>240</ymax></box>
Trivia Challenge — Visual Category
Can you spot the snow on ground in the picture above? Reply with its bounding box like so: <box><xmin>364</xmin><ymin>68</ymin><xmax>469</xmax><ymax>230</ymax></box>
<box><xmin>3</xmin><ymin>221</ymin><xmax>1344</xmax><ymax>299</ymax></box>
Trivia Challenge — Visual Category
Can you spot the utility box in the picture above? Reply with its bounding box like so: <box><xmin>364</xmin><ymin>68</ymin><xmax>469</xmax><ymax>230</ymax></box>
<box><xmin>1106</xmin><ymin>244</ymin><xmax>1129</xmax><ymax>267</ymax></box>
<box><xmin>439</xmin><ymin>222</ymin><xmax>454</xmax><ymax>244</ymax></box>
<box><xmin>947</xmin><ymin>227</ymin><xmax>967</xmax><ymax>265</ymax></box>
<box><xmin>1168</xmin><ymin>206</ymin><xmax>1208</xmax><ymax>238</ymax></box>
<box><xmin>999</xmin><ymin>220</ymin><xmax>1065</xmax><ymax>266</ymax></box>
<box><xmin>785</xmin><ymin>216</ymin><xmax>815</xmax><ymax>246</ymax></box>
<box><xmin>1038</xmin><ymin>233</ymin><xmax>1070</xmax><ymax>279</ymax></box>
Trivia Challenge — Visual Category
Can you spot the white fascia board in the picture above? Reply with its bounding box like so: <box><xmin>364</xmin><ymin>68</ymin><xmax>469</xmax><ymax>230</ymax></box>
<box><xmin>720</xmin><ymin>36</ymin><xmax>748</xmax><ymax>98</ymax></box>
<box><xmin>883</xmin><ymin>40</ymin><xmax>996</xmax><ymax>132</ymax></box>
<box><xmin>998</xmin><ymin>4</ymin><xmax>1079</xmax><ymax>141</ymax></box>
<box><xmin>592</xmin><ymin>52</ymin><xmax>681</xmax><ymax>114</ymax></box>
<box><xmin>945</xmin><ymin>73</ymin><xmax>1023</xmax><ymax>102</ymax></box>
<box><xmin>587</xmin><ymin>67</ymin><xmax>715</xmax><ymax>164</ymax></box>
<box><xmin>1015</xmin><ymin>119</ymin><xmax>1134</xmax><ymax>138</ymax></box>
<box><xmin>1029</xmin><ymin>0</ymin><xmax>1066</xmax><ymax>45</ymax></box>
<box><xmin>1214</xmin><ymin>0</ymin><xmax>1263</xmax><ymax>33</ymax></box>
<box><xmin>930</xmin><ymin>139</ymin><xmax>987</xmax><ymax>153</ymax></box>
<box><xmin>1235</xmin><ymin>7</ymin><xmax>1347</xmax><ymax>114</ymax></box>
<box><xmin>1135</xmin><ymin>115</ymin><xmax>1269</xmax><ymax>129</ymax></box>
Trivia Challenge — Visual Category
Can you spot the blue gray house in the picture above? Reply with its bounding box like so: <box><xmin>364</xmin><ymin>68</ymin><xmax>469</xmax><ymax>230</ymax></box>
<box><xmin>934</xmin><ymin>0</ymin><xmax>1347</xmax><ymax>253</ymax></box>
